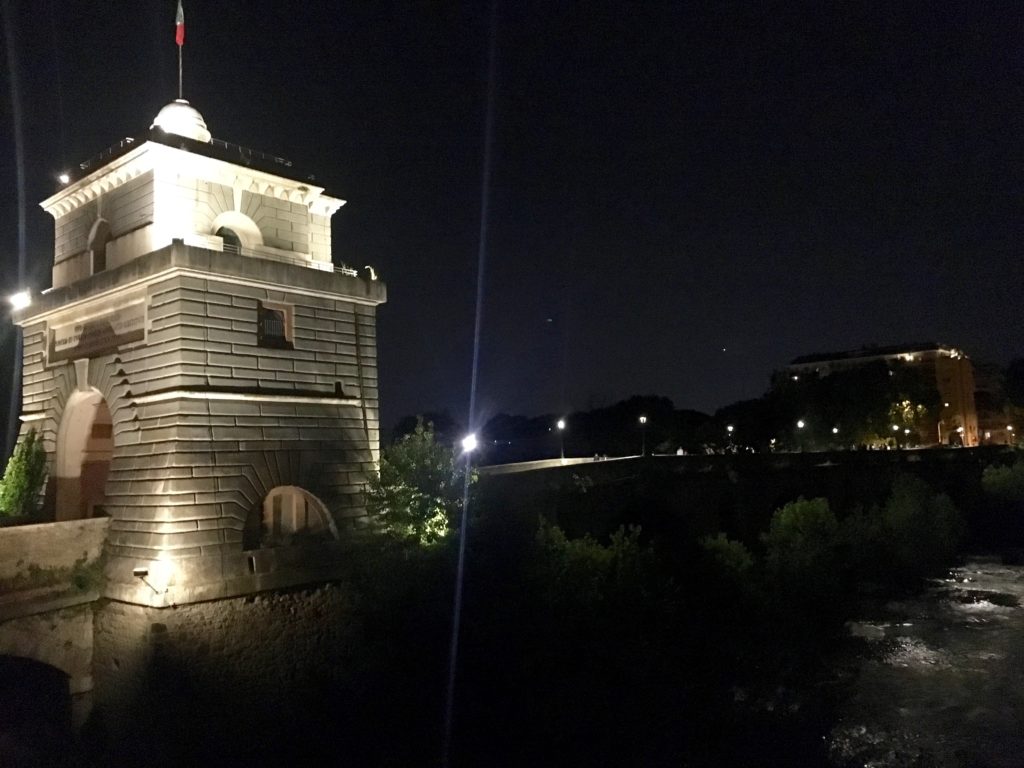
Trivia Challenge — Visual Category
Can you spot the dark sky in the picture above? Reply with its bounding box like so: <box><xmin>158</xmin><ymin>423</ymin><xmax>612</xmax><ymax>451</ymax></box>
<box><xmin>1</xmin><ymin>0</ymin><xmax>1022</xmax><ymax>435</ymax></box>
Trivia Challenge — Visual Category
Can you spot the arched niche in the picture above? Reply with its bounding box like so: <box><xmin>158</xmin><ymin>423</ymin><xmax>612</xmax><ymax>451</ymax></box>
<box><xmin>254</xmin><ymin>486</ymin><xmax>337</xmax><ymax>548</ymax></box>
<box><xmin>211</xmin><ymin>211</ymin><xmax>263</xmax><ymax>250</ymax></box>
<box><xmin>55</xmin><ymin>389</ymin><xmax>112</xmax><ymax>521</ymax></box>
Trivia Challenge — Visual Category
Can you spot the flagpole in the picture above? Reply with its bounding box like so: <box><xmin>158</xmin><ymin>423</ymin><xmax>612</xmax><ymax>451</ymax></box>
<box><xmin>175</xmin><ymin>0</ymin><xmax>185</xmax><ymax>100</ymax></box>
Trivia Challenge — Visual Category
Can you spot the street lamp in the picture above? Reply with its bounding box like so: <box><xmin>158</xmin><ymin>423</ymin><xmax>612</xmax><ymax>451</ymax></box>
<box><xmin>796</xmin><ymin>419</ymin><xmax>805</xmax><ymax>429</ymax></box>
<box><xmin>831</xmin><ymin>426</ymin><xmax>839</xmax><ymax>435</ymax></box>
<box><xmin>556</xmin><ymin>418</ymin><xmax>566</xmax><ymax>460</ymax></box>
<box><xmin>638</xmin><ymin>415</ymin><xmax>648</xmax><ymax>456</ymax></box>
<box><xmin>461</xmin><ymin>433</ymin><xmax>478</xmax><ymax>454</ymax></box>
<box><xmin>7</xmin><ymin>291</ymin><xmax>30</xmax><ymax>311</ymax></box>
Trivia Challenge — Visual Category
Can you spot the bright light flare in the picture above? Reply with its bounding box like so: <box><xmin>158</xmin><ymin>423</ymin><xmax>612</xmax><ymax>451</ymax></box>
<box><xmin>832</xmin><ymin>427</ymin><xmax>839</xmax><ymax>434</ymax></box>
<box><xmin>726</xmin><ymin>425</ymin><xmax>734</xmax><ymax>434</ymax></box>
<box><xmin>638</xmin><ymin>415</ymin><xmax>647</xmax><ymax>425</ymax></box>
<box><xmin>796</xmin><ymin>419</ymin><xmax>806</xmax><ymax>429</ymax></box>
<box><xmin>461</xmin><ymin>433</ymin><xmax>478</xmax><ymax>453</ymax></box>
<box><xmin>58</xmin><ymin>172</ymin><xmax>70</xmax><ymax>185</ymax></box>
<box><xmin>8</xmin><ymin>291</ymin><xmax>31</xmax><ymax>311</ymax></box>
<box><xmin>556</xmin><ymin>418</ymin><xmax>566</xmax><ymax>431</ymax></box>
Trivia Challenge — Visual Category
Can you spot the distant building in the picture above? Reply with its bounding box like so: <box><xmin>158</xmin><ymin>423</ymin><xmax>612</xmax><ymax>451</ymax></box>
<box><xmin>781</xmin><ymin>343</ymin><xmax>979</xmax><ymax>447</ymax></box>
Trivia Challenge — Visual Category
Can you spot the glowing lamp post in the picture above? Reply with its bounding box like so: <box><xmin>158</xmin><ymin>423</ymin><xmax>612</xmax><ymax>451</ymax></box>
<box><xmin>8</xmin><ymin>291</ymin><xmax>31</xmax><ymax>311</ymax></box>
<box><xmin>556</xmin><ymin>418</ymin><xmax>566</xmax><ymax>460</ymax></box>
<box><xmin>461</xmin><ymin>433</ymin><xmax>478</xmax><ymax>455</ymax></box>
<box><xmin>639</xmin><ymin>415</ymin><xmax>648</xmax><ymax>457</ymax></box>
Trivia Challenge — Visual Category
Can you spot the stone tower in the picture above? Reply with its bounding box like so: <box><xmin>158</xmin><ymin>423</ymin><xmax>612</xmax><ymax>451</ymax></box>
<box><xmin>12</xmin><ymin>100</ymin><xmax>386</xmax><ymax>607</ymax></box>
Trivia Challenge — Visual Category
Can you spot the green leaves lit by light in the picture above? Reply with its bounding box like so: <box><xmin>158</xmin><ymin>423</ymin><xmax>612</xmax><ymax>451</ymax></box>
<box><xmin>0</xmin><ymin>429</ymin><xmax>48</xmax><ymax>518</ymax></box>
<box><xmin>366</xmin><ymin>418</ymin><xmax>475</xmax><ymax>546</ymax></box>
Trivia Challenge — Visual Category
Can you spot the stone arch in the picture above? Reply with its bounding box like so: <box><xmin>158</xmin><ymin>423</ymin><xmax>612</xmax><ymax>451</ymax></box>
<box><xmin>211</xmin><ymin>211</ymin><xmax>263</xmax><ymax>249</ymax></box>
<box><xmin>87</xmin><ymin>218</ymin><xmax>111</xmax><ymax>274</ymax></box>
<box><xmin>0</xmin><ymin>655</ymin><xmax>73</xmax><ymax>762</ymax></box>
<box><xmin>54</xmin><ymin>388</ymin><xmax>113</xmax><ymax>521</ymax></box>
<box><xmin>247</xmin><ymin>485</ymin><xmax>337</xmax><ymax>549</ymax></box>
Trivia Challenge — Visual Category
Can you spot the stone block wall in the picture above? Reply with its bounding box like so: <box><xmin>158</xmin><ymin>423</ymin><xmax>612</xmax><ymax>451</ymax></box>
<box><xmin>16</xmin><ymin>243</ymin><xmax>385</xmax><ymax>604</ymax></box>
<box><xmin>52</xmin><ymin>171</ymin><xmax>156</xmax><ymax>288</ymax></box>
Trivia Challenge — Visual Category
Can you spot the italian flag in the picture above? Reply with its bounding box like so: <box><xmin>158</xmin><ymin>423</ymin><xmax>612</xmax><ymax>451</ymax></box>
<box><xmin>175</xmin><ymin>0</ymin><xmax>185</xmax><ymax>46</ymax></box>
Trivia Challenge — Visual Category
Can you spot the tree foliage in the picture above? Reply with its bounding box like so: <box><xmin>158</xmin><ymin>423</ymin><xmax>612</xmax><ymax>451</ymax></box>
<box><xmin>365</xmin><ymin>418</ymin><xmax>473</xmax><ymax>544</ymax></box>
<box><xmin>0</xmin><ymin>429</ymin><xmax>48</xmax><ymax>518</ymax></box>
<box><xmin>982</xmin><ymin>461</ymin><xmax>1024</xmax><ymax>503</ymax></box>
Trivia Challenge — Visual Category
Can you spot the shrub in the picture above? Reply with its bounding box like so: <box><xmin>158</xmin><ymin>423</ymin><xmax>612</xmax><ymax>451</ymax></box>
<box><xmin>701</xmin><ymin>532</ymin><xmax>754</xmax><ymax>577</ymax></box>
<box><xmin>0</xmin><ymin>429</ymin><xmax>47</xmax><ymax>518</ymax></box>
<box><xmin>981</xmin><ymin>461</ymin><xmax>1024</xmax><ymax>503</ymax></box>
<box><xmin>762</xmin><ymin>497</ymin><xmax>838</xmax><ymax>579</ymax></box>
<box><xmin>365</xmin><ymin>418</ymin><xmax>474</xmax><ymax>545</ymax></box>
<box><xmin>882</xmin><ymin>474</ymin><xmax>963</xmax><ymax>580</ymax></box>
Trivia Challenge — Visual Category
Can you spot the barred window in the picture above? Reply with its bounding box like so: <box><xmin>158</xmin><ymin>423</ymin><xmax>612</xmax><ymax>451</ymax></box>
<box><xmin>257</xmin><ymin>301</ymin><xmax>293</xmax><ymax>349</ymax></box>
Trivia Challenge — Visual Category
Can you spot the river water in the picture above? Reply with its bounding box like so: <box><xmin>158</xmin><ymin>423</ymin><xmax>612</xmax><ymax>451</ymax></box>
<box><xmin>829</xmin><ymin>557</ymin><xmax>1024</xmax><ymax>767</ymax></box>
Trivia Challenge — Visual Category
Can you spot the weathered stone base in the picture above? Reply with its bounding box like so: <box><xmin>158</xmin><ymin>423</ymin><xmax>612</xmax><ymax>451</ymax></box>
<box><xmin>90</xmin><ymin>584</ymin><xmax>356</xmax><ymax>765</ymax></box>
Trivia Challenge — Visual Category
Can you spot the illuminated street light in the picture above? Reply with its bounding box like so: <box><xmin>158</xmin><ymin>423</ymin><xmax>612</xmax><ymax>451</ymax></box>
<box><xmin>556</xmin><ymin>418</ymin><xmax>566</xmax><ymax>460</ymax></box>
<box><xmin>638</xmin><ymin>415</ymin><xmax>648</xmax><ymax>456</ymax></box>
<box><xmin>904</xmin><ymin>428</ymin><xmax>911</xmax><ymax>435</ymax></box>
<box><xmin>461</xmin><ymin>433</ymin><xmax>478</xmax><ymax>454</ymax></box>
<box><xmin>832</xmin><ymin>427</ymin><xmax>839</xmax><ymax>434</ymax></box>
<box><xmin>726</xmin><ymin>425</ymin><xmax>734</xmax><ymax>434</ymax></box>
<box><xmin>891</xmin><ymin>424</ymin><xmax>900</xmax><ymax>432</ymax></box>
<box><xmin>8</xmin><ymin>291</ymin><xmax>30</xmax><ymax>311</ymax></box>
<box><xmin>796</xmin><ymin>419</ymin><xmax>805</xmax><ymax>429</ymax></box>
<box><xmin>58</xmin><ymin>172</ymin><xmax>70</xmax><ymax>185</ymax></box>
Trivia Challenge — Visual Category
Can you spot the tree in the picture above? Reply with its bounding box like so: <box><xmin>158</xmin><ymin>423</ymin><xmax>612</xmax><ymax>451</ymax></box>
<box><xmin>0</xmin><ymin>429</ymin><xmax>47</xmax><ymax>518</ymax></box>
<box><xmin>366</xmin><ymin>418</ymin><xmax>474</xmax><ymax>545</ymax></box>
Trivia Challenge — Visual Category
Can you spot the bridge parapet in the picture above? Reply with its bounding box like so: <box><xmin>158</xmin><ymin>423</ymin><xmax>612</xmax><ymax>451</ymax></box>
<box><xmin>0</xmin><ymin>517</ymin><xmax>109</xmax><ymax>726</ymax></box>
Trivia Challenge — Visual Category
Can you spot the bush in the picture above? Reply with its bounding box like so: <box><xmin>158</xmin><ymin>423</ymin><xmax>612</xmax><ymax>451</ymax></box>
<box><xmin>365</xmin><ymin>418</ymin><xmax>474</xmax><ymax>545</ymax></box>
<box><xmin>0</xmin><ymin>429</ymin><xmax>47</xmax><ymax>518</ymax></box>
<box><xmin>882</xmin><ymin>474</ymin><xmax>963</xmax><ymax>580</ymax></box>
<box><xmin>762</xmin><ymin>497</ymin><xmax>839</xmax><ymax>582</ymax></box>
<box><xmin>982</xmin><ymin>461</ymin><xmax>1024</xmax><ymax>503</ymax></box>
<box><xmin>701</xmin><ymin>532</ymin><xmax>754</xmax><ymax>577</ymax></box>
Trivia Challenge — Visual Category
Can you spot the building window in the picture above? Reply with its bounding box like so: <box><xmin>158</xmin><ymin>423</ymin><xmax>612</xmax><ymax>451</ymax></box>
<box><xmin>257</xmin><ymin>300</ymin><xmax>293</xmax><ymax>349</ymax></box>
<box><xmin>216</xmin><ymin>226</ymin><xmax>242</xmax><ymax>253</ymax></box>
<box><xmin>88</xmin><ymin>219</ymin><xmax>111</xmax><ymax>274</ymax></box>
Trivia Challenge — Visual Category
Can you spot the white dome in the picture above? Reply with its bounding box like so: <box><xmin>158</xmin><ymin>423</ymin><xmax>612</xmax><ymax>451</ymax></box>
<box><xmin>151</xmin><ymin>99</ymin><xmax>212</xmax><ymax>143</ymax></box>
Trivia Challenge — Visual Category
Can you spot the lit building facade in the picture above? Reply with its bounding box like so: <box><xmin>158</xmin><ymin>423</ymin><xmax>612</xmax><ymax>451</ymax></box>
<box><xmin>783</xmin><ymin>343</ymin><xmax>979</xmax><ymax>447</ymax></box>
<box><xmin>12</xmin><ymin>100</ymin><xmax>386</xmax><ymax>606</ymax></box>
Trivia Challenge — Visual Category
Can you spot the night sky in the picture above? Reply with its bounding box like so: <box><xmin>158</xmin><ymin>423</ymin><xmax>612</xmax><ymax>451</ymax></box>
<box><xmin>1</xmin><ymin>1</ymin><xmax>1021</xmax><ymax>436</ymax></box>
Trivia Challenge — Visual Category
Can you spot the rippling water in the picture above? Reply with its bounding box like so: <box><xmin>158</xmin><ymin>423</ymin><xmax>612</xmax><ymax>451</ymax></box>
<box><xmin>830</xmin><ymin>558</ymin><xmax>1024</xmax><ymax>767</ymax></box>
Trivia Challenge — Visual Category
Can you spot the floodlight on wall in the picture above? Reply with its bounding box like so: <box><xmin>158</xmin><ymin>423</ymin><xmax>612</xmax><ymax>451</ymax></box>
<box><xmin>133</xmin><ymin>560</ymin><xmax>174</xmax><ymax>595</ymax></box>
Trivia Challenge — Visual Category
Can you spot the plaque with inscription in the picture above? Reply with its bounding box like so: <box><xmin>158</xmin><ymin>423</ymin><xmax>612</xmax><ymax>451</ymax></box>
<box><xmin>49</xmin><ymin>303</ymin><xmax>146</xmax><ymax>363</ymax></box>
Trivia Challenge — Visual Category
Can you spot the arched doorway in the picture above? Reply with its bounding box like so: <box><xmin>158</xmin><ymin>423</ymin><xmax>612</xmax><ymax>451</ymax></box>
<box><xmin>55</xmin><ymin>389</ymin><xmax>113</xmax><ymax>521</ymax></box>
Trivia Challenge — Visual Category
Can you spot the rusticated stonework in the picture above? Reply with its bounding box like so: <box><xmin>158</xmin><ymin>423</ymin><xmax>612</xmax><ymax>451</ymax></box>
<box><xmin>12</xmin><ymin>103</ymin><xmax>387</xmax><ymax>607</ymax></box>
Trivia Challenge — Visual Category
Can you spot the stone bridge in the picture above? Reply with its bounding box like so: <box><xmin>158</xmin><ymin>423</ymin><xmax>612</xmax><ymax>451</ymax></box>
<box><xmin>0</xmin><ymin>516</ymin><xmax>108</xmax><ymax>734</ymax></box>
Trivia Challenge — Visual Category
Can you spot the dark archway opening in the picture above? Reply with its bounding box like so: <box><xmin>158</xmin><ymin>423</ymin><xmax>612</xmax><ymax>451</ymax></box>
<box><xmin>0</xmin><ymin>655</ymin><xmax>74</xmax><ymax>765</ymax></box>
